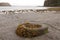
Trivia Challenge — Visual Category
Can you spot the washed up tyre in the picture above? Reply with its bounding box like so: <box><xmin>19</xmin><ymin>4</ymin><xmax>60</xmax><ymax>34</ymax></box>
<box><xmin>16</xmin><ymin>22</ymin><xmax>48</xmax><ymax>38</ymax></box>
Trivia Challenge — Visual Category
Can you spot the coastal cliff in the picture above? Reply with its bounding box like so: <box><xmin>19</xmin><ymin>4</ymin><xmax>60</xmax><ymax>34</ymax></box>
<box><xmin>44</xmin><ymin>0</ymin><xmax>60</xmax><ymax>7</ymax></box>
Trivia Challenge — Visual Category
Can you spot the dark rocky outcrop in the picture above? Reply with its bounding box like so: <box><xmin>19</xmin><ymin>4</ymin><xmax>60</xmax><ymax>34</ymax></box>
<box><xmin>0</xmin><ymin>2</ymin><xmax>11</xmax><ymax>6</ymax></box>
<box><xmin>44</xmin><ymin>0</ymin><xmax>60</xmax><ymax>7</ymax></box>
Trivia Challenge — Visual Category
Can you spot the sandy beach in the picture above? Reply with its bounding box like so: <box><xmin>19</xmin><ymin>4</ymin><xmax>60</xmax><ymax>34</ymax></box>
<box><xmin>0</xmin><ymin>11</ymin><xmax>60</xmax><ymax>40</ymax></box>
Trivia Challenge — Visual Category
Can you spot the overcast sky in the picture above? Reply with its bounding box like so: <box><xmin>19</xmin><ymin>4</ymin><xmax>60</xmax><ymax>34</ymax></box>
<box><xmin>0</xmin><ymin>0</ymin><xmax>45</xmax><ymax>6</ymax></box>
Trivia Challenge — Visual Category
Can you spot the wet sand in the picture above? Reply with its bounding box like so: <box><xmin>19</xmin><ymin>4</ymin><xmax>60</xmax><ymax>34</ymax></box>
<box><xmin>0</xmin><ymin>11</ymin><xmax>60</xmax><ymax>40</ymax></box>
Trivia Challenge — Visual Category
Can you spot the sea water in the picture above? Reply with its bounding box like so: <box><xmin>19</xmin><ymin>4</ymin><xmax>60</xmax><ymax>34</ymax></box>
<box><xmin>0</xmin><ymin>6</ymin><xmax>48</xmax><ymax>11</ymax></box>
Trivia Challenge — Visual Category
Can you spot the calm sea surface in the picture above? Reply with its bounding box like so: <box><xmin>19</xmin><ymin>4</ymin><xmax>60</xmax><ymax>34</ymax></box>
<box><xmin>0</xmin><ymin>6</ymin><xmax>49</xmax><ymax>11</ymax></box>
